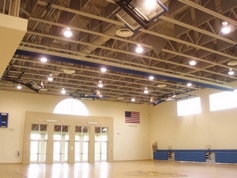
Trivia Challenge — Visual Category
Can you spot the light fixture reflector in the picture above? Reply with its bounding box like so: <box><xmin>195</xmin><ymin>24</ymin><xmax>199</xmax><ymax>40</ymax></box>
<box><xmin>144</xmin><ymin>87</ymin><xmax>149</xmax><ymax>94</ymax></box>
<box><xmin>16</xmin><ymin>85</ymin><xmax>22</xmax><ymax>89</ymax></box>
<box><xmin>135</xmin><ymin>44</ymin><xmax>144</xmax><ymax>53</ymax></box>
<box><xmin>63</xmin><ymin>27</ymin><xmax>72</xmax><ymax>37</ymax></box>
<box><xmin>40</xmin><ymin>57</ymin><xmax>47</xmax><ymax>63</ymax></box>
<box><xmin>47</xmin><ymin>74</ymin><xmax>54</xmax><ymax>81</ymax></box>
<box><xmin>98</xmin><ymin>81</ymin><xmax>103</xmax><ymax>88</ymax></box>
<box><xmin>228</xmin><ymin>69</ymin><xmax>235</xmax><ymax>76</ymax></box>
<box><xmin>101</xmin><ymin>67</ymin><xmax>107</xmax><ymax>73</ymax></box>
<box><xmin>149</xmin><ymin>76</ymin><xmax>154</xmax><ymax>80</ymax></box>
<box><xmin>189</xmin><ymin>60</ymin><xmax>196</xmax><ymax>66</ymax></box>
<box><xmin>187</xmin><ymin>83</ymin><xmax>192</xmax><ymax>87</ymax></box>
<box><xmin>61</xmin><ymin>88</ymin><xmax>66</xmax><ymax>94</ymax></box>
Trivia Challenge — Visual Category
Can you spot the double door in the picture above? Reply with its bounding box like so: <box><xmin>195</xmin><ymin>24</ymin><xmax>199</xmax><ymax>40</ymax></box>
<box><xmin>24</xmin><ymin>123</ymin><xmax>110</xmax><ymax>164</ymax></box>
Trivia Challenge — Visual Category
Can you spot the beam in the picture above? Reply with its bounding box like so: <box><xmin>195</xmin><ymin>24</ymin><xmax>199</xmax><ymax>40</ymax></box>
<box><xmin>15</xmin><ymin>48</ymin><xmax>234</xmax><ymax>91</ymax></box>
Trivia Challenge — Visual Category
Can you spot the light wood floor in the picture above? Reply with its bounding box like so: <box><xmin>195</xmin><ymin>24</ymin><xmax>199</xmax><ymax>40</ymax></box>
<box><xmin>0</xmin><ymin>160</ymin><xmax>237</xmax><ymax>178</ymax></box>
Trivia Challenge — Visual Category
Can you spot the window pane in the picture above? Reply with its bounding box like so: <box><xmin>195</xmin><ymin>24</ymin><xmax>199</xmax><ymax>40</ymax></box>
<box><xmin>83</xmin><ymin>127</ymin><xmax>89</xmax><ymax>141</ymax></box>
<box><xmin>177</xmin><ymin>97</ymin><xmax>201</xmax><ymax>116</ymax></box>
<box><xmin>53</xmin><ymin>154</ymin><xmax>60</xmax><ymax>162</ymax></box>
<box><xmin>95</xmin><ymin>154</ymin><xmax>100</xmax><ymax>161</ymax></box>
<box><xmin>30</xmin><ymin>153</ymin><xmax>38</xmax><ymax>162</ymax></box>
<box><xmin>61</xmin><ymin>153</ymin><xmax>68</xmax><ymax>162</ymax></box>
<box><xmin>39</xmin><ymin>154</ymin><xmax>46</xmax><ymax>162</ymax></box>
<box><xmin>75</xmin><ymin>154</ymin><xmax>81</xmax><ymax>162</ymax></box>
<box><xmin>82</xmin><ymin>142</ymin><xmax>89</xmax><ymax>154</ymax></box>
<box><xmin>53</xmin><ymin>134</ymin><xmax>61</xmax><ymax>140</ymax></box>
<box><xmin>62</xmin><ymin>125</ymin><xmax>69</xmax><ymax>132</ymax></box>
<box><xmin>101</xmin><ymin>142</ymin><xmax>107</xmax><ymax>153</ymax></box>
<box><xmin>53</xmin><ymin>142</ymin><xmax>60</xmax><ymax>153</ymax></box>
<box><xmin>30</xmin><ymin>141</ymin><xmax>38</xmax><ymax>154</ymax></box>
<box><xmin>61</xmin><ymin>142</ymin><xmax>68</xmax><ymax>153</ymax></box>
<box><xmin>54</xmin><ymin>125</ymin><xmax>61</xmax><ymax>132</ymax></box>
<box><xmin>39</xmin><ymin>125</ymin><xmax>47</xmax><ymax>140</ymax></box>
<box><xmin>31</xmin><ymin>124</ymin><xmax>39</xmax><ymax>131</ymax></box>
<box><xmin>40</xmin><ymin>124</ymin><xmax>47</xmax><ymax>131</ymax></box>
<box><xmin>82</xmin><ymin>153</ymin><xmax>88</xmax><ymax>162</ymax></box>
<box><xmin>30</xmin><ymin>133</ymin><xmax>40</xmax><ymax>140</ymax></box>
<box><xmin>39</xmin><ymin>141</ymin><xmax>47</xmax><ymax>153</ymax></box>
<box><xmin>75</xmin><ymin>142</ymin><xmax>81</xmax><ymax>154</ymax></box>
<box><xmin>101</xmin><ymin>153</ymin><xmax>107</xmax><ymax>161</ymax></box>
<box><xmin>95</xmin><ymin>142</ymin><xmax>101</xmax><ymax>154</ymax></box>
<box><xmin>210</xmin><ymin>91</ymin><xmax>237</xmax><ymax>111</ymax></box>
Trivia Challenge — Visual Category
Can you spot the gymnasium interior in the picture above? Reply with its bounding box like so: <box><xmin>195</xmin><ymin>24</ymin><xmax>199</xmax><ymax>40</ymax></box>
<box><xmin>0</xmin><ymin>0</ymin><xmax>237</xmax><ymax>177</ymax></box>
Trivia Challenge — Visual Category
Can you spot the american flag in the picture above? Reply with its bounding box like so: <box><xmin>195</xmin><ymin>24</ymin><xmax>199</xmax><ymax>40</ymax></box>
<box><xmin>125</xmin><ymin>111</ymin><xmax>140</xmax><ymax>124</ymax></box>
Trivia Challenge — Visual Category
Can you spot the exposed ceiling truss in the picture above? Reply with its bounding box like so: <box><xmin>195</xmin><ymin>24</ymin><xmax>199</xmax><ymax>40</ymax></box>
<box><xmin>0</xmin><ymin>0</ymin><xmax>237</xmax><ymax>104</ymax></box>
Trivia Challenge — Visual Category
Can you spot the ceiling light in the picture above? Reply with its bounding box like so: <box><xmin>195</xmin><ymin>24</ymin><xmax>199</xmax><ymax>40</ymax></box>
<box><xmin>144</xmin><ymin>87</ymin><xmax>149</xmax><ymax>94</ymax></box>
<box><xmin>227</xmin><ymin>61</ymin><xmax>237</xmax><ymax>66</ymax></box>
<box><xmin>40</xmin><ymin>57</ymin><xmax>47</xmax><ymax>63</ymax></box>
<box><xmin>61</xmin><ymin>88</ymin><xmax>66</xmax><ymax>94</ymax></box>
<box><xmin>157</xmin><ymin>84</ymin><xmax>167</xmax><ymax>88</ymax></box>
<box><xmin>149</xmin><ymin>76</ymin><xmax>154</xmax><ymax>80</ymax></box>
<box><xmin>131</xmin><ymin>98</ymin><xmax>135</xmax><ymax>102</ymax></box>
<box><xmin>98</xmin><ymin>81</ymin><xmax>103</xmax><ymax>88</ymax></box>
<box><xmin>16</xmin><ymin>84</ymin><xmax>22</xmax><ymax>89</ymax></box>
<box><xmin>114</xmin><ymin>0</ymin><xmax>168</xmax><ymax>31</ymax></box>
<box><xmin>189</xmin><ymin>60</ymin><xmax>196</xmax><ymax>66</ymax></box>
<box><xmin>117</xmin><ymin>97</ymin><xmax>124</xmax><ymax>100</ymax></box>
<box><xmin>63</xmin><ymin>27</ymin><xmax>72</xmax><ymax>38</ymax></box>
<box><xmin>187</xmin><ymin>83</ymin><xmax>192</xmax><ymax>87</ymax></box>
<box><xmin>135</xmin><ymin>44</ymin><xmax>144</xmax><ymax>53</ymax></box>
<box><xmin>63</xmin><ymin>69</ymin><xmax>75</xmax><ymax>74</ymax></box>
<box><xmin>100</xmin><ymin>67</ymin><xmax>107</xmax><ymax>73</ymax></box>
<box><xmin>228</xmin><ymin>68</ymin><xmax>235</xmax><ymax>76</ymax></box>
<box><xmin>47</xmin><ymin>74</ymin><xmax>54</xmax><ymax>82</ymax></box>
<box><xmin>221</xmin><ymin>21</ymin><xmax>231</xmax><ymax>34</ymax></box>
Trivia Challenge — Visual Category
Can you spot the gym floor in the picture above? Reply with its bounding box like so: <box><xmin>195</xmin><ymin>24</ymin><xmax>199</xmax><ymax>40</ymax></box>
<box><xmin>0</xmin><ymin>160</ymin><xmax>237</xmax><ymax>178</ymax></box>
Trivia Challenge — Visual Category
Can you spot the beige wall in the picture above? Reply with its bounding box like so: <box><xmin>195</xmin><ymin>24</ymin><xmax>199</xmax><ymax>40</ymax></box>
<box><xmin>0</xmin><ymin>90</ymin><xmax>151</xmax><ymax>163</ymax></box>
<box><xmin>0</xmin><ymin>14</ymin><xmax>27</xmax><ymax>75</ymax></box>
<box><xmin>150</xmin><ymin>88</ymin><xmax>237</xmax><ymax>150</ymax></box>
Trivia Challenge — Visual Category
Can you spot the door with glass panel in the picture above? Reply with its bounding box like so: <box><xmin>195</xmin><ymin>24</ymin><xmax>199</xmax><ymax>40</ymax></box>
<box><xmin>30</xmin><ymin>124</ymin><xmax>47</xmax><ymax>163</ymax></box>
<box><xmin>75</xmin><ymin>126</ymin><xmax>89</xmax><ymax>162</ymax></box>
<box><xmin>95</xmin><ymin>127</ymin><xmax>108</xmax><ymax>161</ymax></box>
<box><xmin>53</xmin><ymin>125</ymin><xmax>69</xmax><ymax>162</ymax></box>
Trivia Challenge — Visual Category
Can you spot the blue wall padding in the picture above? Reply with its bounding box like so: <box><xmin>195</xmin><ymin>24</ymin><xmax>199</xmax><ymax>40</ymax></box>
<box><xmin>153</xmin><ymin>150</ymin><xmax>168</xmax><ymax>160</ymax></box>
<box><xmin>154</xmin><ymin>149</ymin><xmax>237</xmax><ymax>163</ymax></box>
<box><xmin>215</xmin><ymin>151</ymin><xmax>237</xmax><ymax>163</ymax></box>
<box><xmin>175</xmin><ymin>151</ymin><xmax>206</xmax><ymax>162</ymax></box>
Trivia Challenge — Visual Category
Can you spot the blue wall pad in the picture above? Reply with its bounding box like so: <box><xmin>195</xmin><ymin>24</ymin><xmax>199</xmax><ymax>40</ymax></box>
<box><xmin>215</xmin><ymin>150</ymin><xmax>237</xmax><ymax>163</ymax></box>
<box><xmin>175</xmin><ymin>150</ymin><xmax>206</xmax><ymax>162</ymax></box>
<box><xmin>154</xmin><ymin>149</ymin><xmax>237</xmax><ymax>163</ymax></box>
<box><xmin>153</xmin><ymin>151</ymin><xmax>168</xmax><ymax>160</ymax></box>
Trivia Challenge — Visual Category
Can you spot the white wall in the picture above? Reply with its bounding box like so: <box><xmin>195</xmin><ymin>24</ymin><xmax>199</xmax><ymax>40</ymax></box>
<box><xmin>0</xmin><ymin>90</ymin><xmax>151</xmax><ymax>163</ymax></box>
<box><xmin>150</xmin><ymin>88</ymin><xmax>237</xmax><ymax>150</ymax></box>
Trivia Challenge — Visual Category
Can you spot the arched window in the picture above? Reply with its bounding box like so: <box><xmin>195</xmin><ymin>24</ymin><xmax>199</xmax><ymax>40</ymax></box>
<box><xmin>53</xmin><ymin>98</ymin><xmax>89</xmax><ymax>116</ymax></box>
